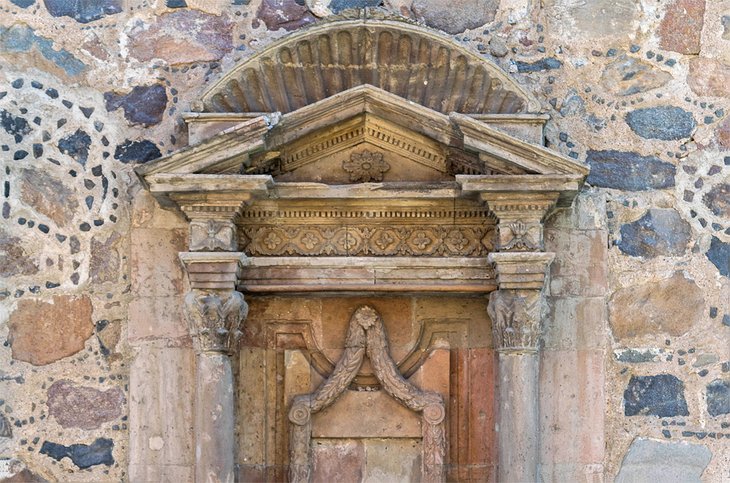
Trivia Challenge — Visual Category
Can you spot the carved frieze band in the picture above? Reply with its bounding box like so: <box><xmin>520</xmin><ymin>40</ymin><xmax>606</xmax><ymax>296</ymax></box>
<box><xmin>288</xmin><ymin>306</ymin><xmax>446</xmax><ymax>483</ymax></box>
<box><xmin>239</xmin><ymin>225</ymin><xmax>495</xmax><ymax>257</ymax></box>
<box><xmin>183</xmin><ymin>290</ymin><xmax>248</xmax><ymax>354</ymax></box>
<box><xmin>487</xmin><ymin>289</ymin><xmax>545</xmax><ymax>353</ymax></box>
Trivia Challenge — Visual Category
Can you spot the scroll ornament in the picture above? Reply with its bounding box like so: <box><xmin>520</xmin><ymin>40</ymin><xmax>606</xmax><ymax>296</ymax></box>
<box><xmin>288</xmin><ymin>305</ymin><xmax>446</xmax><ymax>483</ymax></box>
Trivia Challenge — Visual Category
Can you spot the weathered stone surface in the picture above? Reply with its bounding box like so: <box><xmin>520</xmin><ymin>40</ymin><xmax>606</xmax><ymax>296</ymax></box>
<box><xmin>550</xmin><ymin>0</ymin><xmax>639</xmax><ymax>36</ymax></box>
<box><xmin>0</xmin><ymin>229</ymin><xmax>39</xmax><ymax>277</ymax></box>
<box><xmin>8</xmin><ymin>295</ymin><xmax>94</xmax><ymax>365</ymax></box>
<box><xmin>600</xmin><ymin>55</ymin><xmax>672</xmax><ymax>96</ymax></box>
<box><xmin>257</xmin><ymin>0</ymin><xmax>316</xmax><ymax>31</ymax></box>
<box><xmin>615</xmin><ymin>348</ymin><xmax>661</xmax><ymax>363</ymax></box>
<box><xmin>19</xmin><ymin>168</ymin><xmax>78</xmax><ymax>226</ymax></box>
<box><xmin>10</xmin><ymin>0</ymin><xmax>35</xmax><ymax>7</ymax></box>
<box><xmin>306</xmin><ymin>0</ymin><xmax>381</xmax><ymax>15</ymax></box>
<box><xmin>586</xmin><ymin>150</ymin><xmax>675</xmax><ymax>191</ymax></box>
<box><xmin>658</xmin><ymin>0</ymin><xmax>705</xmax><ymax>54</ymax></box>
<box><xmin>625</xmin><ymin>106</ymin><xmax>696</xmax><ymax>141</ymax></box>
<box><xmin>40</xmin><ymin>438</ymin><xmax>114</xmax><ymax>469</ymax></box>
<box><xmin>0</xmin><ymin>412</ymin><xmax>12</xmax><ymax>438</ymax></box>
<box><xmin>114</xmin><ymin>139</ymin><xmax>161</xmax><ymax>164</ymax></box>
<box><xmin>716</xmin><ymin>116</ymin><xmax>730</xmax><ymax>148</ymax></box>
<box><xmin>609</xmin><ymin>272</ymin><xmax>703</xmax><ymax>339</ymax></box>
<box><xmin>58</xmin><ymin>129</ymin><xmax>92</xmax><ymax>166</ymax></box>
<box><xmin>0</xmin><ymin>25</ymin><xmax>86</xmax><ymax>76</ymax></box>
<box><xmin>104</xmin><ymin>85</ymin><xmax>168</xmax><ymax>126</ymax></box>
<box><xmin>411</xmin><ymin>0</ymin><xmax>497</xmax><ymax>34</ymax></box>
<box><xmin>89</xmin><ymin>232</ymin><xmax>121</xmax><ymax>284</ymax></box>
<box><xmin>128</xmin><ymin>11</ymin><xmax>233</xmax><ymax>64</ymax></box>
<box><xmin>0</xmin><ymin>25</ymin><xmax>86</xmax><ymax>77</ymax></box>
<box><xmin>363</xmin><ymin>439</ymin><xmax>422</xmax><ymax>482</ymax></box>
<box><xmin>623</xmin><ymin>374</ymin><xmax>689</xmax><ymax>417</ymax></box>
<box><xmin>43</xmin><ymin>0</ymin><xmax>122</xmax><ymax>23</ymax></box>
<box><xmin>706</xmin><ymin>379</ymin><xmax>730</xmax><ymax>416</ymax></box>
<box><xmin>688</xmin><ymin>58</ymin><xmax>730</xmax><ymax>98</ymax></box>
<box><xmin>615</xmin><ymin>438</ymin><xmax>711</xmax><ymax>482</ymax></box>
<box><xmin>617</xmin><ymin>209</ymin><xmax>691</xmax><ymax>258</ymax></box>
<box><xmin>706</xmin><ymin>236</ymin><xmax>730</xmax><ymax>278</ymax></box>
<box><xmin>311</xmin><ymin>440</ymin><xmax>364</xmax><ymax>482</ymax></box>
<box><xmin>0</xmin><ymin>459</ymin><xmax>47</xmax><ymax>482</ymax></box>
<box><xmin>703</xmin><ymin>183</ymin><xmax>730</xmax><ymax>218</ymax></box>
<box><xmin>47</xmin><ymin>380</ymin><xmax>124</xmax><ymax>430</ymax></box>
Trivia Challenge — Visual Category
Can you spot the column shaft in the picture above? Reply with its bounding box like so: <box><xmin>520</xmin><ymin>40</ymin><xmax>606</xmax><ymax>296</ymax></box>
<box><xmin>497</xmin><ymin>353</ymin><xmax>539</xmax><ymax>483</ymax></box>
<box><xmin>195</xmin><ymin>353</ymin><xmax>236</xmax><ymax>483</ymax></box>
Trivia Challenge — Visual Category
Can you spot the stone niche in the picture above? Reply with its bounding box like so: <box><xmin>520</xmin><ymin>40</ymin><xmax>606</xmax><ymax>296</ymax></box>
<box><xmin>133</xmin><ymin>12</ymin><xmax>588</xmax><ymax>483</ymax></box>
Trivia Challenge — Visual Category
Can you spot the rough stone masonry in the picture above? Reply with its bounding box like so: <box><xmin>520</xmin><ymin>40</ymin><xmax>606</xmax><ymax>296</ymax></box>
<box><xmin>0</xmin><ymin>0</ymin><xmax>728</xmax><ymax>481</ymax></box>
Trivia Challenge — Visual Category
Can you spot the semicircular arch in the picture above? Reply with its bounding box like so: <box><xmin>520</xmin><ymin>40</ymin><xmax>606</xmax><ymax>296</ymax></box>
<box><xmin>198</xmin><ymin>17</ymin><xmax>541</xmax><ymax>115</ymax></box>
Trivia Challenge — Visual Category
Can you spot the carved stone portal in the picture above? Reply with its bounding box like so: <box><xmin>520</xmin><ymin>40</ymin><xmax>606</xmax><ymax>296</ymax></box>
<box><xmin>288</xmin><ymin>305</ymin><xmax>446</xmax><ymax>483</ymax></box>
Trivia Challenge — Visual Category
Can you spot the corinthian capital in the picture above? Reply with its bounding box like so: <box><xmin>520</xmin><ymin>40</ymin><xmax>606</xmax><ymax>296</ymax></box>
<box><xmin>183</xmin><ymin>290</ymin><xmax>248</xmax><ymax>354</ymax></box>
<box><xmin>488</xmin><ymin>289</ymin><xmax>545</xmax><ymax>353</ymax></box>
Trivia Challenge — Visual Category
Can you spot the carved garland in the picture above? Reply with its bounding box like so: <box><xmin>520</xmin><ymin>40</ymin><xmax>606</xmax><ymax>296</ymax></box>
<box><xmin>288</xmin><ymin>305</ymin><xmax>446</xmax><ymax>482</ymax></box>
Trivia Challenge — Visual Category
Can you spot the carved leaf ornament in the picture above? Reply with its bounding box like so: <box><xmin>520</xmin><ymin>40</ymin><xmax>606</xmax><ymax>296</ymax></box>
<box><xmin>288</xmin><ymin>305</ymin><xmax>446</xmax><ymax>482</ymax></box>
<box><xmin>342</xmin><ymin>150</ymin><xmax>390</xmax><ymax>182</ymax></box>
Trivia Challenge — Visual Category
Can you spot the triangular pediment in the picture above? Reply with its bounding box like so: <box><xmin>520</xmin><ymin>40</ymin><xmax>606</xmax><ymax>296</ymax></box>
<box><xmin>137</xmin><ymin>85</ymin><xmax>588</xmax><ymax>185</ymax></box>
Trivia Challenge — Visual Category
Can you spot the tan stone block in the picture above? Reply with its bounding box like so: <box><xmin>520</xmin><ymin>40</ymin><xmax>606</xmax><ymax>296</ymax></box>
<box><xmin>238</xmin><ymin>348</ymin><xmax>267</xmax><ymax>466</ymax></box>
<box><xmin>8</xmin><ymin>295</ymin><xmax>93</xmax><ymax>366</ymax></box>
<box><xmin>284</xmin><ymin>349</ymin><xmax>311</xmax><ymax>406</ymax></box>
<box><xmin>539</xmin><ymin>349</ymin><xmax>606</xmax><ymax>466</ymax></box>
<box><xmin>414</xmin><ymin>296</ymin><xmax>491</xmax><ymax>348</ymax></box>
<box><xmin>128</xmin><ymin>464</ymin><xmax>194</xmax><ymax>483</ymax></box>
<box><xmin>130</xmin><ymin>228</ymin><xmax>187</xmax><ymax>297</ymax></box>
<box><xmin>363</xmin><ymin>438</ymin><xmax>422</xmax><ymax>482</ymax></box>
<box><xmin>131</xmin><ymin>188</ymin><xmax>188</xmax><ymax>230</ymax></box>
<box><xmin>659</xmin><ymin>0</ymin><xmax>705</xmax><ymax>55</ymax></box>
<box><xmin>312</xmin><ymin>389</ymin><xmax>421</xmax><ymax>438</ymax></box>
<box><xmin>544</xmin><ymin>296</ymin><xmax>608</xmax><ymax>350</ymax></box>
<box><xmin>128</xmin><ymin>296</ymin><xmax>189</xmax><ymax>344</ymax></box>
<box><xmin>546</xmin><ymin>229</ymin><xmax>608</xmax><ymax>297</ymax></box>
<box><xmin>311</xmin><ymin>439</ymin><xmax>364</xmax><ymax>482</ymax></box>
<box><xmin>246</xmin><ymin>296</ymin><xmax>321</xmax><ymax>324</ymax></box>
<box><xmin>128</xmin><ymin>345</ymin><xmax>195</xmax><ymax>470</ymax></box>
<box><xmin>411</xmin><ymin>348</ymin><xmax>450</xmax><ymax>400</ymax></box>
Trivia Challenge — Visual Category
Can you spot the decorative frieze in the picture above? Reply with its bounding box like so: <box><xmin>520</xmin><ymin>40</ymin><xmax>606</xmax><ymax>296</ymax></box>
<box><xmin>239</xmin><ymin>225</ymin><xmax>494</xmax><ymax>257</ymax></box>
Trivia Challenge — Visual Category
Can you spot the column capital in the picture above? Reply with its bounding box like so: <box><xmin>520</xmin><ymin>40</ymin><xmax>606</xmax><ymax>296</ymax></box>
<box><xmin>183</xmin><ymin>290</ymin><xmax>248</xmax><ymax>354</ymax></box>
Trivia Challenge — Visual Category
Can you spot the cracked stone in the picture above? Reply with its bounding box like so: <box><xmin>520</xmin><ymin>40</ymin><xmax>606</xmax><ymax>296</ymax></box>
<box><xmin>658</xmin><ymin>0</ymin><xmax>705</xmax><ymax>55</ymax></box>
<box><xmin>19</xmin><ymin>168</ymin><xmax>79</xmax><ymax>226</ymax></box>
<box><xmin>600</xmin><ymin>55</ymin><xmax>672</xmax><ymax>96</ymax></box>
<box><xmin>624</xmin><ymin>374</ymin><xmax>689</xmax><ymax>417</ymax></box>
<box><xmin>104</xmin><ymin>84</ymin><xmax>167</xmax><ymax>126</ymax></box>
<box><xmin>411</xmin><ymin>0</ymin><xmax>498</xmax><ymax>34</ymax></box>
<box><xmin>617</xmin><ymin>209</ymin><xmax>691</xmax><ymax>258</ymax></box>
<box><xmin>626</xmin><ymin>106</ymin><xmax>696</xmax><ymax>141</ymax></box>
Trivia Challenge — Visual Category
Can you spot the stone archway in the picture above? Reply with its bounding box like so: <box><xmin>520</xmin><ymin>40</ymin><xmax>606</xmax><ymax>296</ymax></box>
<box><xmin>133</xmin><ymin>13</ymin><xmax>588</xmax><ymax>483</ymax></box>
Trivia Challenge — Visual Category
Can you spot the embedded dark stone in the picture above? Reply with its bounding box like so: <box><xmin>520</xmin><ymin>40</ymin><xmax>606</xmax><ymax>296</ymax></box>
<box><xmin>40</xmin><ymin>438</ymin><xmax>114</xmax><ymax>469</ymax></box>
<box><xmin>706</xmin><ymin>236</ymin><xmax>730</xmax><ymax>278</ymax></box>
<box><xmin>329</xmin><ymin>0</ymin><xmax>381</xmax><ymax>12</ymax></box>
<box><xmin>166</xmin><ymin>0</ymin><xmax>187</xmax><ymax>6</ymax></box>
<box><xmin>624</xmin><ymin>374</ymin><xmax>689</xmax><ymax>417</ymax></box>
<box><xmin>43</xmin><ymin>0</ymin><xmax>122</xmax><ymax>23</ymax></box>
<box><xmin>723</xmin><ymin>314</ymin><xmax>730</xmax><ymax>327</ymax></box>
<box><xmin>10</xmin><ymin>0</ymin><xmax>35</xmax><ymax>8</ymax></box>
<box><xmin>625</xmin><ymin>106</ymin><xmax>696</xmax><ymax>140</ymax></box>
<box><xmin>706</xmin><ymin>379</ymin><xmax>730</xmax><ymax>416</ymax></box>
<box><xmin>0</xmin><ymin>25</ymin><xmax>87</xmax><ymax>76</ymax></box>
<box><xmin>257</xmin><ymin>0</ymin><xmax>316</xmax><ymax>31</ymax></box>
<box><xmin>616</xmin><ymin>349</ymin><xmax>659</xmax><ymax>363</ymax></box>
<box><xmin>113</xmin><ymin>139</ymin><xmax>161</xmax><ymax>164</ymax></box>
<box><xmin>586</xmin><ymin>150</ymin><xmax>675</xmax><ymax>190</ymax></box>
<box><xmin>1</xmin><ymin>109</ymin><xmax>32</xmax><ymax>142</ymax></box>
<box><xmin>411</xmin><ymin>0</ymin><xmax>499</xmax><ymax>35</ymax></box>
<box><xmin>0</xmin><ymin>412</ymin><xmax>11</xmax><ymax>437</ymax></box>
<box><xmin>58</xmin><ymin>129</ymin><xmax>92</xmax><ymax>166</ymax></box>
<box><xmin>516</xmin><ymin>57</ymin><xmax>562</xmax><ymax>73</ymax></box>
<box><xmin>703</xmin><ymin>183</ymin><xmax>730</xmax><ymax>218</ymax></box>
<box><xmin>104</xmin><ymin>84</ymin><xmax>167</xmax><ymax>125</ymax></box>
<box><xmin>618</xmin><ymin>209</ymin><xmax>691</xmax><ymax>258</ymax></box>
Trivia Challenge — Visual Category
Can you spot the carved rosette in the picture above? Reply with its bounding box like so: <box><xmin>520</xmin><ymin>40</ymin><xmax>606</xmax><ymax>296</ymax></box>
<box><xmin>342</xmin><ymin>150</ymin><xmax>390</xmax><ymax>182</ymax></box>
<box><xmin>183</xmin><ymin>290</ymin><xmax>248</xmax><ymax>354</ymax></box>
<box><xmin>288</xmin><ymin>305</ymin><xmax>446</xmax><ymax>483</ymax></box>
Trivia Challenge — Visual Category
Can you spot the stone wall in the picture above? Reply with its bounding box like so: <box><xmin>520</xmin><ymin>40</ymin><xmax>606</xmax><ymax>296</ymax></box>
<box><xmin>0</xmin><ymin>0</ymin><xmax>728</xmax><ymax>481</ymax></box>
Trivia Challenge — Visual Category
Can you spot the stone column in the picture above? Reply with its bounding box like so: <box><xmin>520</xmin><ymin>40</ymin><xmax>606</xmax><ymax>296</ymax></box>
<box><xmin>180</xmin><ymin>252</ymin><xmax>248</xmax><ymax>483</ymax></box>
<box><xmin>488</xmin><ymin>253</ymin><xmax>553</xmax><ymax>483</ymax></box>
<box><xmin>476</xmin><ymin>186</ymin><xmax>559</xmax><ymax>483</ymax></box>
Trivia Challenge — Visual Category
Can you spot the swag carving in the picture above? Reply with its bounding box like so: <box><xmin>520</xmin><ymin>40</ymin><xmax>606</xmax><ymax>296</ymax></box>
<box><xmin>288</xmin><ymin>305</ymin><xmax>446</xmax><ymax>483</ymax></box>
<box><xmin>183</xmin><ymin>290</ymin><xmax>248</xmax><ymax>354</ymax></box>
<box><xmin>487</xmin><ymin>289</ymin><xmax>544</xmax><ymax>353</ymax></box>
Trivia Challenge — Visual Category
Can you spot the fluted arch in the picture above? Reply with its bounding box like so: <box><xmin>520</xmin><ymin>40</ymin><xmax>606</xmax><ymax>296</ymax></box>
<box><xmin>198</xmin><ymin>15</ymin><xmax>541</xmax><ymax>115</ymax></box>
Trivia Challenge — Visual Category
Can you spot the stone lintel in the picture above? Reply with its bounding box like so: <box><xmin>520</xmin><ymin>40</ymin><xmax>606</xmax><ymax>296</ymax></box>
<box><xmin>238</xmin><ymin>256</ymin><xmax>496</xmax><ymax>293</ymax></box>
<box><xmin>179</xmin><ymin>252</ymin><xmax>247</xmax><ymax>291</ymax></box>
<box><xmin>145</xmin><ymin>173</ymin><xmax>273</xmax><ymax>210</ymax></box>
<box><xmin>488</xmin><ymin>252</ymin><xmax>555</xmax><ymax>290</ymax></box>
<box><xmin>456</xmin><ymin>174</ymin><xmax>584</xmax><ymax>208</ymax></box>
